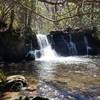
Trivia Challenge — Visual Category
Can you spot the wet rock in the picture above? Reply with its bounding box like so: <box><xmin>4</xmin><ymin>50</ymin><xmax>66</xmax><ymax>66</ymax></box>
<box><xmin>5</xmin><ymin>75</ymin><xmax>28</xmax><ymax>91</ymax></box>
<box><xmin>0</xmin><ymin>26</ymin><xmax>39</xmax><ymax>63</ymax></box>
<box><xmin>48</xmin><ymin>28</ymin><xmax>100</xmax><ymax>56</ymax></box>
<box><xmin>33</xmin><ymin>96</ymin><xmax>49</xmax><ymax>100</ymax></box>
<box><xmin>25</xmin><ymin>51</ymin><xmax>35</xmax><ymax>61</ymax></box>
<box><xmin>48</xmin><ymin>31</ymin><xmax>69</xmax><ymax>56</ymax></box>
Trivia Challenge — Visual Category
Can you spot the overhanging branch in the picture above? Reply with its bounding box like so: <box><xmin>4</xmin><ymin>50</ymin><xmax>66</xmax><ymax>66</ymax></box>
<box><xmin>14</xmin><ymin>0</ymin><xmax>100</xmax><ymax>23</ymax></box>
<box><xmin>38</xmin><ymin>0</ymin><xmax>67</xmax><ymax>5</ymax></box>
<box><xmin>14</xmin><ymin>0</ymin><xmax>55</xmax><ymax>22</ymax></box>
<box><xmin>56</xmin><ymin>11</ymin><xmax>100</xmax><ymax>22</ymax></box>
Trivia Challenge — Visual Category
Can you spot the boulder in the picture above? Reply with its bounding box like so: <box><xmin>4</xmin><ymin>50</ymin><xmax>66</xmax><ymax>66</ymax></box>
<box><xmin>4</xmin><ymin>75</ymin><xmax>28</xmax><ymax>91</ymax></box>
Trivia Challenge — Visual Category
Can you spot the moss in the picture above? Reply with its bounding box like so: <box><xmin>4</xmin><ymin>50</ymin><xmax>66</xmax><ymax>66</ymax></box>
<box><xmin>0</xmin><ymin>69</ymin><xmax>6</xmax><ymax>83</ymax></box>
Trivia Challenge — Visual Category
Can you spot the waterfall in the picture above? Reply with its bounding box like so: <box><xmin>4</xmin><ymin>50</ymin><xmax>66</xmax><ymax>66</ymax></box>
<box><xmin>67</xmin><ymin>34</ymin><xmax>77</xmax><ymax>55</ymax></box>
<box><xmin>35</xmin><ymin>34</ymin><xmax>78</xmax><ymax>61</ymax></box>
<box><xmin>84</xmin><ymin>36</ymin><xmax>91</xmax><ymax>55</ymax></box>
<box><xmin>35</xmin><ymin>34</ymin><xmax>57</xmax><ymax>60</ymax></box>
<box><xmin>33</xmin><ymin>34</ymin><xmax>92</xmax><ymax>62</ymax></box>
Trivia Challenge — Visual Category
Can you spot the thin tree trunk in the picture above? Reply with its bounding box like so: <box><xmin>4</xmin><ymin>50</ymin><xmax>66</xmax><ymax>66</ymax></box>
<box><xmin>91</xmin><ymin>1</ymin><xmax>94</xmax><ymax>27</ymax></box>
<box><xmin>9</xmin><ymin>9</ymin><xmax>14</xmax><ymax>30</ymax></box>
<box><xmin>27</xmin><ymin>0</ymin><xmax>34</xmax><ymax>27</ymax></box>
<box><xmin>77</xmin><ymin>3</ymin><xmax>83</xmax><ymax>27</ymax></box>
<box><xmin>52</xmin><ymin>5</ymin><xmax>59</xmax><ymax>30</ymax></box>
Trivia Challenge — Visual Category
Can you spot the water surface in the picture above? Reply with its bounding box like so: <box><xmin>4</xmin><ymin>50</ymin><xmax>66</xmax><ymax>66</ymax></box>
<box><xmin>0</xmin><ymin>56</ymin><xmax>100</xmax><ymax>100</ymax></box>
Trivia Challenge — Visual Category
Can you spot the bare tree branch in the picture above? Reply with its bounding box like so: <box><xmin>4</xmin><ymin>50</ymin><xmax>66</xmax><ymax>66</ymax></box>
<box><xmin>56</xmin><ymin>11</ymin><xmax>100</xmax><ymax>22</ymax></box>
<box><xmin>14</xmin><ymin>0</ymin><xmax>55</xmax><ymax>22</ymax></box>
<box><xmin>38</xmin><ymin>0</ymin><xmax>67</xmax><ymax>5</ymax></box>
<box><xmin>13</xmin><ymin>0</ymin><xmax>100</xmax><ymax>23</ymax></box>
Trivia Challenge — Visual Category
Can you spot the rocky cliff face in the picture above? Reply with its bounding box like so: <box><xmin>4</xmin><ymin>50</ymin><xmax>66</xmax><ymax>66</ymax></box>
<box><xmin>0</xmin><ymin>26</ymin><xmax>100</xmax><ymax>62</ymax></box>
<box><xmin>48</xmin><ymin>28</ymin><xmax>100</xmax><ymax>56</ymax></box>
<box><xmin>0</xmin><ymin>27</ymin><xmax>39</xmax><ymax>62</ymax></box>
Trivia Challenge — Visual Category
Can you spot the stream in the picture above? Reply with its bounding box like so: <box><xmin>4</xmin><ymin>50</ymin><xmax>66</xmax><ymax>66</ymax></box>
<box><xmin>0</xmin><ymin>56</ymin><xmax>100</xmax><ymax>100</ymax></box>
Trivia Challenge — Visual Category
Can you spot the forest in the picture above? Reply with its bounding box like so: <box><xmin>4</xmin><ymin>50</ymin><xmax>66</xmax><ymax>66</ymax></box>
<box><xmin>0</xmin><ymin>0</ymin><xmax>100</xmax><ymax>100</ymax></box>
<box><xmin>0</xmin><ymin>0</ymin><xmax>100</xmax><ymax>33</ymax></box>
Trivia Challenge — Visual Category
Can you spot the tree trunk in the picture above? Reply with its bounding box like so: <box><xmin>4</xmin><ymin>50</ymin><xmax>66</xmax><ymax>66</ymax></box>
<box><xmin>27</xmin><ymin>0</ymin><xmax>34</xmax><ymax>27</ymax></box>
<box><xmin>9</xmin><ymin>10</ymin><xmax>14</xmax><ymax>30</ymax></box>
<box><xmin>52</xmin><ymin>5</ymin><xmax>59</xmax><ymax>30</ymax></box>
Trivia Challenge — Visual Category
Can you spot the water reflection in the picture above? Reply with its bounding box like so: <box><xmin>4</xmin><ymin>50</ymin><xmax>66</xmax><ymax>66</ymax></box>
<box><xmin>34</xmin><ymin>62</ymin><xmax>57</xmax><ymax>81</ymax></box>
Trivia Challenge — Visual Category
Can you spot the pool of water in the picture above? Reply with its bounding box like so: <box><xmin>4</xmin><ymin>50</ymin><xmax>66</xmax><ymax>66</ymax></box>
<box><xmin>0</xmin><ymin>56</ymin><xmax>100</xmax><ymax>100</ymax></box>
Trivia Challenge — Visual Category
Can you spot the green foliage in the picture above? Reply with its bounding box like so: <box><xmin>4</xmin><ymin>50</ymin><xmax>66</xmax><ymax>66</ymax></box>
<box><xmin>0</xmin><ymin>0</ymin><xmax>100</xmax><ymax>34</ymax></box>
<box><xmin>0</xmin><ymin>69</ymin><xmax>6</xmax><ymax>83</ymax></box>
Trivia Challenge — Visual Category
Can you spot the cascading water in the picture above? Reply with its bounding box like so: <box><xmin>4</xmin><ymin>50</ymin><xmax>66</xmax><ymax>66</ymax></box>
<box><xmin>67</xmin><ymin>34</ymin><xmax>77</xmax><ymax>55</ymax></box>
<box><xmin>35</xmin><ymin>34</ymin><xmax>57</xmax><ymax>61</ymax></box>
<box><xmin>84</xmin><ymin>36</ymin><xmax>91</xmax><ymax>55</ymax></box>
<box><xmin>34</xmin><ymin>34</ymin><xmax>91</xmax><ymax>63</ymax></box>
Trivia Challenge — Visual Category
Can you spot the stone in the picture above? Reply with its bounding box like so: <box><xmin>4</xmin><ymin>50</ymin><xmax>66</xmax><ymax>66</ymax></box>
<box><xmin>33</xmin><ymin>96</ymin><xmax>49</xmax><ymax>100</ymax></box>
<box><xmin>5</xmin><ymin>75</ymin><xmax>28</xmax><ymax>91</ymax></box>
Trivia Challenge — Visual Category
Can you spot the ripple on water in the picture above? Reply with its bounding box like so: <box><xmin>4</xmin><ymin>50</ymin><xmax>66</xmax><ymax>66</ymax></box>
<box><xmin>37</xmin><ymin>80</ymin><xmax>100</xmax><ymax>100</ymax></box>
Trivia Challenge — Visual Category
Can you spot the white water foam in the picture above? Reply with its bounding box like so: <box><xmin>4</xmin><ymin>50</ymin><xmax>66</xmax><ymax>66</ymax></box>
<box><xmin>35</xmin><ymin>34</ymin><xmax>58</xmax><ymax>60</ymax></box>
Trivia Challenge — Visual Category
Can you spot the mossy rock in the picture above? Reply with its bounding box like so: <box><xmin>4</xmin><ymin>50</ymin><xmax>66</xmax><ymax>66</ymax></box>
<box><xmin>0</xmin><ymin>75</ymin><xmax>28</xmax><ymax>92</ymax></box>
